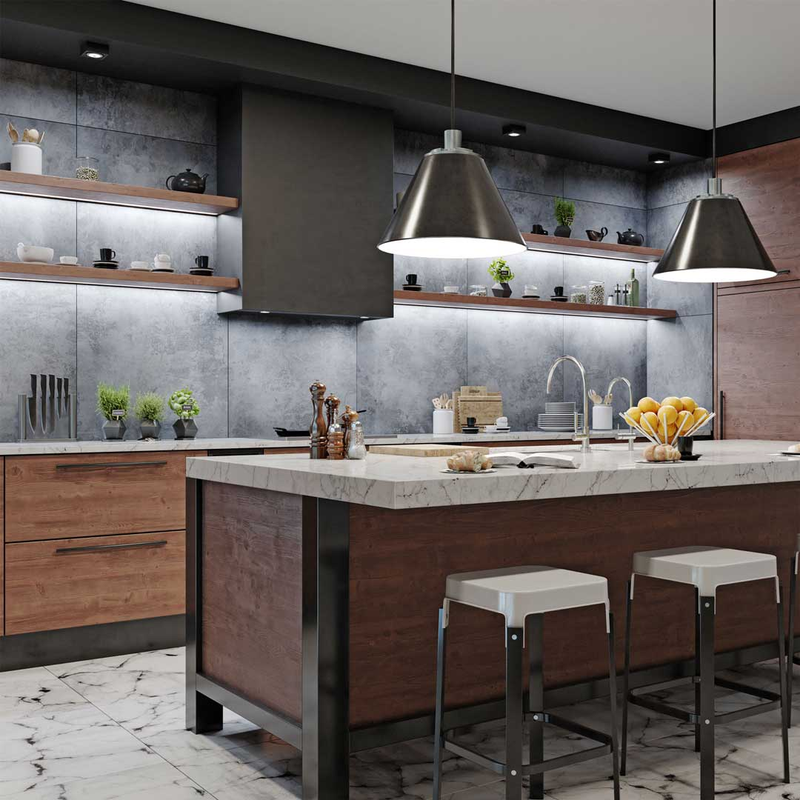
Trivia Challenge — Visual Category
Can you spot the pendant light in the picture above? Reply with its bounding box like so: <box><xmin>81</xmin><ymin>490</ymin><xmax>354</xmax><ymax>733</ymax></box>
<box><xmin>653</xmin><ymin>0</ymin><xmax>776</xmax><ymax>283</ymax></box>
<box><xmin>377</xmin><ymin>0</ymin><xmax>526</xmax><ymax>259</ymax></box>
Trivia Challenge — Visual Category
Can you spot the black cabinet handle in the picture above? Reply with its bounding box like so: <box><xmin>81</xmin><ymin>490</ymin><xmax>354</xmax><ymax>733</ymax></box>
<box><xmin>719</xmin><ymin>390</ymin><xmax>725</xmax><ymax>439</ymax></box>
<box><xmin>55</xmin><ymin>540</ymin><xmax>168</xmax><ymax>555</ymax></box>
<box><xmin>55</xmin><ymin>460</ymin><xmax>168</xmax><ymax>471</ymax></box>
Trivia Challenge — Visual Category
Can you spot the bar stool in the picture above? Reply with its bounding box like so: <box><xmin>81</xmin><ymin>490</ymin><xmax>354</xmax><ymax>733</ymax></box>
<box><xmin>787</xmin><ymin>532</ymin><xmax>800</xmax><ymax>726</ymax></box>
<box><xmin>432</xmin><ymin>566</ymin><xmax>621</xmax><ymax>800</ymax></box>
<box><xmin>621</xmin><ymin>546</ymin><xmax>790</xmax><ymax>800</ymax></box>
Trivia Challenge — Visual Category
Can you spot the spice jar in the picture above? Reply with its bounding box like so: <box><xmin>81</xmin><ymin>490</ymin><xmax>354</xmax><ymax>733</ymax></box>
<box><xmin>469</xmin><ymin>285</ymin><xmax>487</xmax><ymax>296</ymax></box>
<box><xmin>347</xmin><ymin>421</ymin><xmax>367</xmax><ymax>460</ymax></box>
<box><xmin>588</xmin><ymin>280</ymin><xmax>605</xmax><ymax>305</ymax></box>
<box><xmin>75</xmin><ymin>156</ymin><xmax>99</xmax><ymax>181</ymax></box>
<box><xmin>570</xmin><ymin>284</ymin><xmax>587</xmax><ymax>303</ymax></box>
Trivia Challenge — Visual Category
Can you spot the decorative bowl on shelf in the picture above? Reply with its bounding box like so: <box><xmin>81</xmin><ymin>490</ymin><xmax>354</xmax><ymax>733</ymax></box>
<box><xmin>17</xmin><ymin>242</ymin><xmax>54</xmax><ymax>263</ymax></box>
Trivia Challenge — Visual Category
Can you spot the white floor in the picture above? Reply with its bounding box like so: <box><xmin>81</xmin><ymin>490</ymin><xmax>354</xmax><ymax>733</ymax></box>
<box><xmin>1</xmin><ymin>648</ymin><xmax>799</xmax><ymax>799</ymax></box>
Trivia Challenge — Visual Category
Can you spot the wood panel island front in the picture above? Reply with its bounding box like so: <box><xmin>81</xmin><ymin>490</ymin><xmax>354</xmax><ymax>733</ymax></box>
<box><xmin>185</xmin><ymin>441</ymin><xmax>800</xmax><ymax>800</ymax></box>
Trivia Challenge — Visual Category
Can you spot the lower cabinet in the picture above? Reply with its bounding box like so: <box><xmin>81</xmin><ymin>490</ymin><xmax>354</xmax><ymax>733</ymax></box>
<box><xmin>5</xmin><ymin>529</ymin><xmax>185</xmax><ymax>635</ymax></box>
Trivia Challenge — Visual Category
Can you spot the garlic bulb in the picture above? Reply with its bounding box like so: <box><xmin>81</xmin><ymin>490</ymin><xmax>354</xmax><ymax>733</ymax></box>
<box><xmin>446</xmin><ymin>450</ymin><xmax>493</xmax><ymax>472</ymax></box>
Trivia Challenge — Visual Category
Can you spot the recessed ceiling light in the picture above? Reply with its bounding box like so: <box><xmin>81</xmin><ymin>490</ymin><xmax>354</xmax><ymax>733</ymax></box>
<box><xmin>503</xmin><ymin>124</ymin><xmax>526</xmax><ymax>138</ymax></box>
<box><xmin>81</xmin><ymin>42</ymin><xmax>109</xmax><ymax>60</ymax></box>
<box><xmin>648</xmin><ymin>152</ymin><xmax>670</xmax><ymax>165</ymax></box>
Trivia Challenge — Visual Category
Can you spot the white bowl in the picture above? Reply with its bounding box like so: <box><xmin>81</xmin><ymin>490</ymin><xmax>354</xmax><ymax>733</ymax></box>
<box><xmin>59</xmin><ymin>256</ymin><xmax>78</xmax><ymax>265</ymax></box>
<box><xmin>17</xmin><ymin>243</ymin><xmax>54</xmax><ymax>263</ymax></box>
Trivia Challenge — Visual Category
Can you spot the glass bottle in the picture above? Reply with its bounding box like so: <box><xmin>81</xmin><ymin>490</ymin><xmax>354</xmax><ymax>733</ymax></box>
<box><xmin>347</xmin><ymin>421</ymin><xmax>367</xmax><ymax>460</ymax></box>
<box><xmin>569</xmin><ymin>284</ymin><xmax>587</xmax><ymax>303</ymax></box>
<box><xmin>75</xmin><ymin>156</ymin><xmax>99</xmax><ymax>181</ymax></box>
<box><xmin>629</xmin><ymin>268</ymin><xmax>640</xmax><ymax>307</ymax></box>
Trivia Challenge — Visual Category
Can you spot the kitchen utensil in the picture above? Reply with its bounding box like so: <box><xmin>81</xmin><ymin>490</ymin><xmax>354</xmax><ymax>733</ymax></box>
<box><xmin>17</xmin><ymin>243</ymin><xmax>54</xmax><ymax>263</ymax></box>
<box><xmin>309</xmin><ymin>380</ymin><xmax>328</xmax><ymax>459</ymax></box>
<box><xmin>586</xmin><ymin>227</ymin><xmax>608</xmax><ymax>242</ymax></box>
<box><xmin>588</xmin><ymin>390</ymin><xmax>604</xmax><ymax>405</ymax></box>
<box><xmin>7</xmin><ymin>122</ymin><xmax>18</xmax><ymax>142</ymax></box>
<box><xmin>99</xmin><ymin>248</ymin><xmax>116</xmax><ymax>262</ymax></box>
<box><xmin>551</xmin><ymin>285</ymin><xmax>567</xmax><ymax>302</ymax></box>
<box><xmin>165</xmin><ymin>168</ymin><xmax>208</xmax><ymax>193</ymax></box>
<box><xmin>273</xmin><ymin>427</ymin><xmax>309</xmax><ymax>437</ymax></box>
<box><xmin>59</xmin><ymin>256</ymin><xmax>78</xmax><ymax>265</ymax></box>
<box><xmin>592</xmin><ymin>405</ymin><xmax>613</xmax><ymax>430</ymax></box>
<box><xmin>18</xmin><ymin>373</ymin><xmax>77</xmax><ymax>442</ymax></box>
<box><xmin>195</xmin><ymin>255</ymin><xmax>210</xmax><ymax>269</ymax></box>
<box><xmin>405</xmin><ymin>273</ymin><xmax>418</xmax><ymax>286</ymax></box>
<box><xmin>21</xmin><ymin>127</ymin><xmax>41</xmax><ymax>143</ymax></box>
<box><xmin>617</xmin><ymin>228</ymin><xmax>645</xmax><ymax>246</ymax></box>
<box><xmin>11</xmin><ymin>142</ymin><xmax>42</xmax><ymax>174</ymax></box>
<box><xmin>546</xmin><ymin>402</ymin><xmax>575</xmax><ymax>413</ymax></box>
<box><xmin>154</xmin><ymin>253</ymin><xmax>171</xmax><ymax>263</ymax></box>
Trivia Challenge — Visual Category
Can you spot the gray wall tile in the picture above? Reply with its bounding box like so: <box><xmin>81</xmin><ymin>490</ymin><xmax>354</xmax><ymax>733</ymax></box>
<box><xmin>646</xmin><ymin>202</ymin><xmax>686</xmax><ymax>250</ymax></box>
<box><xmin>0</xmin><ymin>58</ymin><xmax>75</xmax><ymax>124</ymax></box>
<box><xmin>647</xmin><ymin>160</ymin><xmax>710</xmax><ymax>209</ymax></box>
<box><xmin>466</xmin><ymin>310</ymin><xmax>564</xmax><ymax>431</ymax></box>
<box><xmin>0</xmin><ymin>194</ymin><xmax>77</xmax><ymax>263</ymax></box>
<box><xmin>76</xmin><ymin>286</ymin><xmax>228</xmax><ymax>440</ymax></box>
<box><xmin>76</xmin><ymin>204</ymin><xmax>216</xmax><ymax>273</ymax></box>
<box><xmin>475</xmin><ymin>143</ymin><xmax>564</xmax><ymax>196</ymax></box>
<box><xmin>394</xmin><ymin>256</ymin><xmax>466</xmax><ymax>292</ymax></box>
<box><xmin>357</xmin><ymin>305</ymin><xmax>467</xmax><ymax>434</ymax></box>
<box><xmin>468</xmin><ymin>250</ymin><xmax>563</xmax><ymax>299</ymax></box>
<box><xmin>0</xmin><ymin>281</ymin><xmax>77</xmax><ymax>441</ymax></box>
<box><xmin>647</xmin><ymin>261</ymin><xmax>712</xmax><ymax>316</ymax></box>
<box><xmin>563</xmin><ymin>316</ymin><xmax>648</xmax><ymax>423</ymax></box>
<box><xmin>77</xmin><ymin>74</ymin><xmax>217</xmax><ymax>145</ymax></box>
<box><xmin>228</xmin><ymin>316</ymin><xmax>357</xmax><ymax>436</ymax></box>
<box><xmin>393</xmin><ymin>130</ymin><xmax>440</xmax><ymax>175</ymax></box>
<box><xmin>646</xmin><ymin>315</ymin><xmax>714</xmax><ymax>413</ymax></box>
<box><xmin>570</xmin><ymin>201</ymin><xmax>648</xmax><ymax>247</ymax></box>
<box><xmin>0</xmin><ymin>116</ymin><xmax>77</xmax><ymax>178</ymax></box>
<box><xmin>76</xmin><ymin>127</ymin><xmax>217</xmax><ymax>193</ymax></box>
<box><xmin>564</xmin><ymin>255</ymin><xmax>648</xmax><ymax>309</ymax></box>
<box><xmin>499</xmin><ymin>189</ymin><xmax>555</xmax><ymax>233</ymax></box>
<box><xmin>564</xmin><ymin>161</ymin><xmax>646</xmax><ymax>209</ymax></box>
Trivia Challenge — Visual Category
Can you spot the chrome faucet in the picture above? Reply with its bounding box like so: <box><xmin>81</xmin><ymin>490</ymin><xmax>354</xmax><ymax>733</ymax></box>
<box><xmin>547</xmin><ymin>355</ymin><xmax>591</xmax><ymax>453</ymax></box>
<box><xmin>607</xmin><ymin>376</ymin><xmax>636</xmax><ymax>451</ymax></box>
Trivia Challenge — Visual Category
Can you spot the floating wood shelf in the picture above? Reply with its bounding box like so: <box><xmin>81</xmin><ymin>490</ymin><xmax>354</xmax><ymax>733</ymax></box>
<box><xmin>0</xmin><ymin>262</ymin><xmax>240</xmax><ymax>293</ymax></box>
<box><xmin>0</xmin><ymin>171</ymin><xmax>239</xmax><ymax>215</ymax></box>
<box><xmin>394</xmin><ymin>290</ymin><xmax>677</xmax><ymax>320</ymax></box>
<box><xmin>521</xmin><ymin>233</ymin><xmax>663</xmax><ymax>262</ymax></box>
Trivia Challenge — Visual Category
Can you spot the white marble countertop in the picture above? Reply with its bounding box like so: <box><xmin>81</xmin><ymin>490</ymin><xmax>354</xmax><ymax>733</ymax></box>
<box><xmin>185</xmin><ymin>440</ymin><xmax>800</xmax><ymax>510</ymax></box>
<box><xmin>0</xmin><ymin>430</ymin><xmax>626</xmax><ymax>456</ymax></box>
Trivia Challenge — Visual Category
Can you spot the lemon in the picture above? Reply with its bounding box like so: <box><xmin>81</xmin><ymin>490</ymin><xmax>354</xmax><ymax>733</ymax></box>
<box><xmin>625</xmin><ymin>406</ymin><xmax>643</xmax><ymax>423</ymax></box>
<box><xmin>657</xmin><ymin>405</ymin><xmax>678</xmax><ymax>425</ymax></box>
<box><xmin>661</xmin><ymin>396</ymin><xmax>684</xmax><ymax>412</ymax></box>
<box><xmin>637</xmin><ymin>396</ymin><xmax>660</xmax><ymax>414</ymax></box>
<box><xmin>693</xmin><ymin>407</ymin><xmax>709</xmax><ymax>425</ymax></box>
<box><xmin>641</xmin><ymin>411</ymin><xmax>659</xmax><ymax>435</ymax></box>
<box><xmin>675</xmin><ymin>410</ymin><xmax>694</xmax><ymax>434</ymax></box>
<box><xmin>680</xmin><ymin>396</ymin><xmax>697</xmax><ymax>413</ymax></box>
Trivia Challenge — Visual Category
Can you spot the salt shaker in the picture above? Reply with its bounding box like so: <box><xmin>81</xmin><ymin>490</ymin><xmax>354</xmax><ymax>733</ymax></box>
<box><xmin>347</xmin><ymin>420</ymin><xmax>367</xmax><ymax>460</ymax></box>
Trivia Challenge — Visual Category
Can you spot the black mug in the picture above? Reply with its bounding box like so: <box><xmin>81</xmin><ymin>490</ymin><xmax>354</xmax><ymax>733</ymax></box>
<box><xmin>99</xmin><ymin>248</ymin><xmax>116</xmax><ymax>262</ymax></box>
<box><xmin>195</xmin><ymin>255</ymin><xmax>210</xmax><ymax>269</ymax></box>
<box><xmin>677</xmin><ymin>436</ymin><xmax>694</xmax><ymax>457</ymax></box>
<box><xmin>531</xmin><ymin>224</ymin><xmax>549</xmax><ymax>235</ymax></box>
<box><xmin>553</xmin><ymin>285</ymin><xmax>564</xmax><ymax>297</ymax></box>
<box><xmin>405</xmin><ymin>273</ymin><xmax>418</xmax><ymax>286</ymax></box>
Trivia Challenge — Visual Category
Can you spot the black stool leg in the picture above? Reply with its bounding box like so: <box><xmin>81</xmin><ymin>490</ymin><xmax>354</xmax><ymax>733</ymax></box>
<box><xmin>433</xmin><ymin>607</ymin><xmax>448</xmax><ymax>800</ymax></box>
<box><xmin>607</xmin><ymin>613</ymin><xmax>621</xmax><ymax>800</ymax></box>
<box><xmin>788</xmin><ymin>558</ymin><xmax>797</xmax><ymax>728</ymax></box>
<box><xmin>698</xmin><ymin>596</ymin><xmax>715</xmax><ymax>800</ymax></box>
<box><xmin>776</xmin><ymin>584</ymin><xmax>791</xmax><ymax>784</ymax></box>
<box><xmin>620</xmin><ymin>580</ymin><xmax>633</xmax><ymax>776</ymax></box>
<box><xmin>506</xmin><ymin>627</ymin><xmax>524</xmax><ymax>800</ymax></box>
<box><xmin>694</xmin><ymin>588</ymin><xmax>701</xmax><ymax>753</ymax></box>
<box><xmin>527</xmin><ymin>615</ymin><xmax>544</xmax><ymax>800</ymax></box>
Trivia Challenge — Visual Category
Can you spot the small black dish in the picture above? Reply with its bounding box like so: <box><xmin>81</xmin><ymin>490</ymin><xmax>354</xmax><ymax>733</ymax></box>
<box><xmin>93</xmin><ymin>262</ymin><xmax>118</xmax><ymax>270</ymax></box>
<box><xmin>680</xmin><ymin>453</ymin><xmax>703</xmax><ymax>461</ymax></box>
<box><xmin>402</xmin><ymin>284</ymin><xmax>423</xmax><ymax>291</ymax></box>
<box><xmin>461</xmin><ymin>427</ymin><xmax>479</xmax><ymax>434</ymax></box>
<box><xmin>274</xmin><ymin>427</ymin><xmax>309</xmax><ymax>438</ymax></box>
<box><xmin>189</xmin><ymin>268</ymin><xmax>214</xmax><ymax>276</ymax></box>
<box><xmin>550</xmin><ymin>295</ymin><xmax>568</xmax><ymax>302</ymax></box>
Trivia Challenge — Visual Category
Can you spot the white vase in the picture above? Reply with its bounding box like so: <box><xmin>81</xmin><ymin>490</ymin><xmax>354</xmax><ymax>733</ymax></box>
<box><xmin>592</xmin><ymin>405</ymin><xmax>613</xmax><ymax>431</ymax></box>
<box><xmin>433</xmin><ymin>409</ymin><xmax>455</xmax><ymax>435</ymax></box>
<box><xmin>11</xmin><ymin>142</ymin><xmax>42</xmax><ymax>175</ymax></box>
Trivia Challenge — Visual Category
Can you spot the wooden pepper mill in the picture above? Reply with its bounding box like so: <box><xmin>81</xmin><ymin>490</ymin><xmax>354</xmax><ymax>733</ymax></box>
<box><xmin>309</xmin><ymin>380</ymin><xmax>328</xmax><ymax>459</ymax></box>
<box><xmin>325</xmin><ymin>395</ymin><xmax>345</xmax><ymax>460</ymax></box>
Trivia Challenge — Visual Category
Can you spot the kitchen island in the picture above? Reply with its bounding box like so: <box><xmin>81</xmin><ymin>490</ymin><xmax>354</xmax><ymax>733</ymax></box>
<box><xmin>185</xmin><ymin>441</ymin><xmax>800</xmax><ymax>800</ymax></box>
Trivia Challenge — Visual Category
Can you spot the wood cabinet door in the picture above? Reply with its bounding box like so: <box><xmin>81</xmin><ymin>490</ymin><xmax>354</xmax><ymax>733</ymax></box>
<box><xmin>5</xmin><ymin>530</ymin><xmax>185</xmax><ymax>634</ymax></box>
<box><xmin>5</xmin><ymin>451</ymin><xmax>203</xmax><ymax>542</ymax></box>
<box><xmin>717</xmin><ymin>287</ymin><xmax>800</xmax><ymax>439</ymax></box>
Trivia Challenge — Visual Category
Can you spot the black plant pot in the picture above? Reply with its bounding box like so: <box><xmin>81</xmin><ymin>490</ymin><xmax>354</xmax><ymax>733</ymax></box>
<box><xmin>554</xmin><ymin>225</ymin><xmax>572</xmax><ymax>238</ymax></box>
<box><xmin>173</xmin><ymin>418</ymin><xmax>198</xmax><ymax>439</ymax></box>
<box><xmin>139</xmin><ymin>420</ymin><xmax>162</xmax><ymax>440</ymax></box>
<box><xmin>102</xmin><ymin>419</ymin><xmax>126</xmax><ymax>440</ymax></box>
<box><xmin>492</xmin><ymin>282</ymin><xmax>512</xmax><ymax>298</ymax></box>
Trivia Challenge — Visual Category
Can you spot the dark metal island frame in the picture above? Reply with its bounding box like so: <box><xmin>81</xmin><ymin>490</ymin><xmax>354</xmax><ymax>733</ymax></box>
<box><xmin>185</xmin><ymin>442</ymin><xmax>800</xmax><ymax>800</ymax></box>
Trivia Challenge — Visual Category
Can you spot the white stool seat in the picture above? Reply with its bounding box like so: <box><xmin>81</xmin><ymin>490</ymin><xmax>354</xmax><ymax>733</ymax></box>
<box><xmin>446</xmin><ymin>565</ymin><xmax>609</xmax><ymax>628</ymax></box>
<box><xmin>632</xmin><ymin>546</ymin><xmax>777</xmax><ymax>597</ymax></box>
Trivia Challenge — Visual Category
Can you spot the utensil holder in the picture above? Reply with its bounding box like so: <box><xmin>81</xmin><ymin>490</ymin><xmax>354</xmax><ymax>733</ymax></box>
<box><xmin>592</xmin><ymin>404</ymin><xmax>613</xmax><ymax>430</ymax></box>
<box><xmin>11</xmin><ymin>142</ymin><xmax>42</xmax><ymax>175</ymax></box>
<box><xmin>433</xmin><ymin>409</ymin><xmax>455</xmax><ymax>435</ymax></box>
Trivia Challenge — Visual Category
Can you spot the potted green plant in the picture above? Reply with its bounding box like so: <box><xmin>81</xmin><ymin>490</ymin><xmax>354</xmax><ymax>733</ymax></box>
<box><xmin>134</xmin><ymin>391</ymin><xmax>166</xmax><ymax>440</ymax></box>
<box><xmin>554</xmin><ymin>197</ymin><xmax>576</xmax><ymax>238</ymax></box>
<box><xmin>169</xmin><ymin>388</ymin><xmax>200</xmax><ymax>439</ymax></box>
<box><xmin>488</xmin><ymin>258</ymin><xmax>515</xmax><ymax>297</ymax></box>
<box><xmin>96</xmin><ymin>382</ymin><xmax>130</xmax><ymax>440</ymax></box>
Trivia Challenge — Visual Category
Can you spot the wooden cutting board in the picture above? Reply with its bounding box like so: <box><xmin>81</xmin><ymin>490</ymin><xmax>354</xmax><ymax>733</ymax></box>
<box><xmin>369</xmin><ymin>444</ymin><xmax>491</xmax><ymax>457</ymax></box>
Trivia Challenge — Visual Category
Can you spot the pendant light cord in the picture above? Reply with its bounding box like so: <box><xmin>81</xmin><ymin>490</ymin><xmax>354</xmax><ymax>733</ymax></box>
<box><xmin>712</xmin><ymin>0</ymin><xmax>717</xmax><ymax>178</ymax></box>
<box><xmin>450</xmin><ymin>0</ymin><xmax>456</xmax><ymax>131</ymax></box>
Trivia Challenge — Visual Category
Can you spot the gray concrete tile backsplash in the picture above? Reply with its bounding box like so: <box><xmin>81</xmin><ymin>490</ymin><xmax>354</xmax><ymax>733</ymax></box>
<box><xmin>646</xmin><ymin>159</ymin><xmax>711</xmax><ymax>210</ymax></box>
<box><xmin>0</xmin><ymin>194</ymin><xmax>77</xmax><ymax>262</ymax></box>
<box><xmin>0</xmin><ymin>59</ymin><xmax>76</xmax><ymax>124</ymax></box>
<box><xmin>0</xmin><ymin>116</ymin><xmax>77</xmax><ymax>178</ymax></box>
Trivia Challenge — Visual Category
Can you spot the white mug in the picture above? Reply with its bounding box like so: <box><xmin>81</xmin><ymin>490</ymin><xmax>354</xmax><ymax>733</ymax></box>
<box><xmin>154</xmin><ymin>253</ymin><xmax>172</xmax><ymax>263</ymax></box>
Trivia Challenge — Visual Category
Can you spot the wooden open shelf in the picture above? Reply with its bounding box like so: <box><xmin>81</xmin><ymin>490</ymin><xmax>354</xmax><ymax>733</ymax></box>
<box><xmin>0</xmin><ymin>171</ymin><xmax>238</xmax><ymax>215</ymax></box>
<box><xmin>394</xmin><ymin>290</ymin><xmax>677</xmax><ymax>320</ymax></box>
<box><xmin>0</xmin><ymin>262</ymin><xmax>239</xmax><ymax>293</ymax></box>
<box><xmin>522</xmin><ymin>232</ymin><xmax>663</xmax><ymax>262</ymax></box>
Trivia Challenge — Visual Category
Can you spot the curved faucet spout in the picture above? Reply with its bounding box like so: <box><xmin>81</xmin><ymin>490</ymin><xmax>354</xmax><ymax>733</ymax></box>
<box><xmin>546</xmin><ymin>355</ymin><xmax>590</xmax><ymax>452</ymax></box>
<box><xmin>607</xmin><ymin>376</ymin><xmax>635</xmax><ymax>450</ymax></box>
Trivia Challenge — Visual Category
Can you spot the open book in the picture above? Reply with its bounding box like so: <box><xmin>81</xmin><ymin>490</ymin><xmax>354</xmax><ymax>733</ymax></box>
<box><xmin>490</xmin><ymin>452</ymin><xmax>578</xmax><ymax>469</ymax></box>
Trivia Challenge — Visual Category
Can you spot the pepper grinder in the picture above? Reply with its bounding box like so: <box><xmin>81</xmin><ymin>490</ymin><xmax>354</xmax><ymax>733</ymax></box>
<box><xmin>309</xmin><ymin>380</ymin><xmax>328</xmax><ymax>459</ymax></box>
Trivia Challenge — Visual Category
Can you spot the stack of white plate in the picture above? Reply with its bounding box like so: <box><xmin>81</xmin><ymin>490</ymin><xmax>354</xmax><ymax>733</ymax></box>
<box><xmin>539</xmin><ymin>402</ymin><xmax>583</xmax><ymax>431</ymax></box>
<box><xmin>545</xmin><ymin>402</ymin><xmax>576</xmax><ymax>414</ymax></box>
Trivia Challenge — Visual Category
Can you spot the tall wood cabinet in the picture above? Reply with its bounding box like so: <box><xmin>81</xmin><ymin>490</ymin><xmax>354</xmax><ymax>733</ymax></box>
<box><xmin>715</xmin><ymin>138</ymin><xmax>800</xmax><ymax>439</ymax></box>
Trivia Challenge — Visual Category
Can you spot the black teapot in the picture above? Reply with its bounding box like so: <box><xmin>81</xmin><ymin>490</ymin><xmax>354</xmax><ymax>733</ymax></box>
<box><xmin>617</xmin><ymin>228</ymin><xmax>645</xmax><ymax>246</ymax></box>
<box><xmin>166</xmin><ymin>168</ymin><xmax>208</xmax><ymax>194</ymax></box>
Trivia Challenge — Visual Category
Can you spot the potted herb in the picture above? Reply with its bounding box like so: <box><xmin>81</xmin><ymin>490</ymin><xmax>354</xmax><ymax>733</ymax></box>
<box><xmin>488</xmin><ymin>258</ymin><xmax>515</xmax><ymax>298</ymax></box>
<box><xmin>554</xmin><ymin>197</ymin><xmax>576</xmax><ymax>238</ymax></box>
<box><xmin>134</xmin><ymin>392</ymin><xmax>166</xmax><ymax>440</ymax></box>
<box><xmin>169</xmin><ymin>388</ymin><xmax>200</xmax><ymax>439</ymax></box>
<box><xmin>96</xmin><ymin>382</ymin><xmax>130</xmax><ymax>440</ymax></box>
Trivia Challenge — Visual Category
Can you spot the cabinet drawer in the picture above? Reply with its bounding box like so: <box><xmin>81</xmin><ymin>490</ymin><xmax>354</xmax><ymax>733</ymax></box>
<box><xmin>5</xmin><ymin>530</ymin><xmax>185</xmax><ymax>635</ymax></box>
<box><xmin>5</xmin><ymin>452</ymin><xmax>203</xmax><ymax>542</ymax></box>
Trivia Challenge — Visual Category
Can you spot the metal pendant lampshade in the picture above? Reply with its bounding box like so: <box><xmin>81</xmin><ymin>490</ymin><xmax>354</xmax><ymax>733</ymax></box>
<box><xmin>653</xmin><ymin>179</ymin><xmax>776</xmax><ymax>283</ymax></box>
<box><xmin>378</xmin><ymin>130</ymin><xmax>526</xmax><ymax>259</ymax></box>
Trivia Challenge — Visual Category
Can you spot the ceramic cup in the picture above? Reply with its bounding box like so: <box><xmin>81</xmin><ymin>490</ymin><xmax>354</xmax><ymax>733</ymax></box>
<box><xmin>443</xmin><ymin>285</ymin><xmax>459</xmax><ymax>294</ymax></box>
<box><xmin>553</xmin><ymin>285</ymin><xmax>564</xmax><ymax>297</ymax></box>
<box><xmin>531</xmin><ymin>224</ymin><xmax>548</xmax><ymax>235</ymax></box>
<box><xmin>59</xmin><ymin>256</ymin><xmax>79</xmax><ymax>265</ymax></box>
<box><xmin>405</xmin><ymin>273</ymin><xmax>418</xmax><ymax>286</ymax></box>
<box><xmin>99</xmin><ymin>248</ymin><xmax>116</xmax><ymax>262</ymax></box>
<box><xmin>154</xmin><ymin>253</ymin><xmax>172</xmax><ymax>263</ymax></box>
<box><xmin>194</xmin><ymin>255</ymin><xmax>210</xmax><ymax>269</ymax></box>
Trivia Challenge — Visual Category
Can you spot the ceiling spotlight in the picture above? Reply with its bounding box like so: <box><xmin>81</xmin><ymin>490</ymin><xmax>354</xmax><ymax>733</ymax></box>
<box><xmin>648</xmin><ymin>152</ymin><xmax>670</xmax><ymax>165</ymax></box>
<box><xmin>503</xmin><ymin>124</ymin><xmax>526</xmax><ymax>138</ymax></box>
<box><xmin>81</xmin><ymin>42</ymin><xmax>109</xmax><ymax>60</ymax></box>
